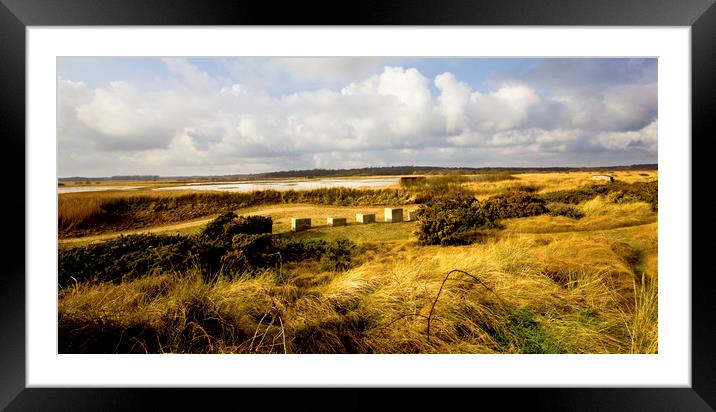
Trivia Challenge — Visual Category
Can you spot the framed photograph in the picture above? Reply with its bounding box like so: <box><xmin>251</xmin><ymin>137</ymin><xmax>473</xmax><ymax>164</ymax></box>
<box><xmin>4</xmin><ymin>0</ymin><xmax>713</xmax><ymax>409</ymax></box>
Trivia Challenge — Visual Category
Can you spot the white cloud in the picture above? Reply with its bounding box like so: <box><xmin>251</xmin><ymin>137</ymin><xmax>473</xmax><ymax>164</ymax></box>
<box><xmin>220</xmin><ymin>84</ymin><xmax>247</xmax><ymax>96</ymax></box>
<box><xmin>435</xmin><ymin>72</ymin><xmax>471</xmax><ymax>132</ymax></box>
<box><xmin>75</xmin><ymin>81</ymin><xmax>176</xmax><ymax>150</ymax></box>
<box><xmin>57</xmin><ymin>60</ymin><xmax>658</xmax><ymax>176</ymax></box>
<box><xmin>162</xmin><ymin>58</ymin><xmax>218</xmax><ymax>91</ymax></box>
<box><xmin>272</xmin><ymin>57</ymin><xmax>383</xmax><ymax>84</ymax></box>
<box><xmin>596</xmin><ymin>119</ymin><xmax>658</xmax><ymax>152</ymax></box>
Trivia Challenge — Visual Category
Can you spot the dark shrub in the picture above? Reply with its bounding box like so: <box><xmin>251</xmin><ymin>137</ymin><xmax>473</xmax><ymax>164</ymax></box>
<box><xmin>481</xmin><ymin>193</ymin><xmax>548</xmax><ymax>220</ymax></box>
<box><xmin>319</xmin><ymin>238</ymin><xmax>355</xmax><ymax>271</ymax></box>
<box><xmin>274</xmin><ymin>238</ymin><xmax>356</xmax><ymax>271</ymax></box>
<box><xmin>219</xmin><ymin>234</ymin><xmax>278</xmax><ymax>276</ymax></box>
<box><xmin>202</xmin><ymin>211</ymin><xmax>272</xmax><ymax>239</ymax></box>
<box><xmin>612</xmin><ymin>181</ymin><xmax>658</xmax><ymax>211</ymax></box>
<box><xmin>59</xmin><ymin>214</ymin><xmax>359</xmax><ymax>288</ymax></box>
<box><xmin>58</xmin><ymin>234</ymin><xmax>200</xmax><ymax>287</ymax></box>
<box><xmin>415</xmin><ymin>195</ymin><xmax>495</xmax><ymax>246</ymax></box>
<box><xmin>547</xmin><ymin>204</ymin><xmax>585</xmax><ymax>219</ymax></box>
<box><xmin>541</xmin><ymin>184</ymin><xmax>612</xmax><ymax>204</ymax></box>
<box><xmin>274</xmin><ymin>238</ymin><xmax>329</xmax><ymax>261</ymax></box>
<box><xmin>416</xmin><ymin>192</ymin><xmax>553</xmax><ymax>246</ymax></box>
<box><xmin>201</xmin><ymin>211</ymin><xmax>238</xmax><ymax>239</ymax></box>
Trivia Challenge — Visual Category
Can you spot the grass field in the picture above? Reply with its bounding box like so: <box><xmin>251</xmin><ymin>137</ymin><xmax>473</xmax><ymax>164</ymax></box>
<box><xmin>58</xmin><ymin>170</ymin><xmax>658</xmax><ymax>354</ymax></box>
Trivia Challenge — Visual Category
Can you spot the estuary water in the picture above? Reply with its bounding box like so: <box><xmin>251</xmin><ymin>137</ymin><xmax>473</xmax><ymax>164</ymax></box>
<box><xmin>152</xmin><ymin>177</ymin><xmax>400</xmax><ymax>192</ymax></box>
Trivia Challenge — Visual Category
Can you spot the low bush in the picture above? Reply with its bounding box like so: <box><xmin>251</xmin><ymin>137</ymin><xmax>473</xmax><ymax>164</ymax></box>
<box><xmin>58</xmin><ymin>234</ymin><xmax>201</xmax><ymax>287</ymax></box>
<box><xmin>481</xmin><ymin>193</ymin><xmax>548</xmax><ymax>220</ymax></box>
<box><xmin>320</xmin><ymin>238</ymin><xmax>356</xmax><ymax>271</ymax></box>
<box><xmin>541</xmin><ymin>184</ymin><xmax>612</xmax><ymax>204</ymax></box>
<box><xmin>610</xmin><ymin>181</ymin><xmax>658</xmax><ymax>211</ymax></box>
<box><xmin>415</xmin><ymin>195</ymin><xmax>495</xmax><ymax>246</ymax></box>
<box><xmin>59</xmin><ymin>214</ymin><xmax>356</xmax><ymax>287</ymax></box>
<box><xmin>547</xmin><ymin>203</ymin><xmax>585</xmax><ymax>219</ymax></box>
<box><xmin>416</xmin><ymin>192</ymin><xmax>550</xmax><ymax>246</ymax></box>
<box><xmin>202</xmin><ymin>211</ymin><xmax>272</xmax><ymax>238</ymax></box>
<box><xmin>219</xmin><ymin>234</ymin><xmax>277</xmax><ymax>276</ymax></box>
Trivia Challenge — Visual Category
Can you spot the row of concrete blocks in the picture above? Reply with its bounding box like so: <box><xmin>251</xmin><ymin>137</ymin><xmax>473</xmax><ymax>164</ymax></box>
<box><xmin>291</xmin><ymin>208</ymin><xmax>417</xmax><ymax>231</ymax></box>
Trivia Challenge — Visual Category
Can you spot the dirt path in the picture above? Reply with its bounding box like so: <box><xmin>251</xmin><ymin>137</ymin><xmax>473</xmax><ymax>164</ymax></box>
<box><xmin>58</xmin><ymin>216</ymin><xmax>217</xmax><ymax>246</ymax></box>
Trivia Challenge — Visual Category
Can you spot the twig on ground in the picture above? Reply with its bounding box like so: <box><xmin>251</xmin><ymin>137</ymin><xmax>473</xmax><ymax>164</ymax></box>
<box><xmin>427</xmin><ymin>269</ymin><xmax>503</xmax><ymax>344</ymax></box>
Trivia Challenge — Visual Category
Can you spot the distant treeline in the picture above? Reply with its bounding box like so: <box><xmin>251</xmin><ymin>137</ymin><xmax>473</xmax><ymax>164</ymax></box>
<box><xmin>255</xmin><ymin>164</ymin><xmax>658</xmax><ymax>178</ymax></box>
<box><xmin>59</xmin><ymin>164</ymin><xmax>657</xmax><ymax>182</ymax></box>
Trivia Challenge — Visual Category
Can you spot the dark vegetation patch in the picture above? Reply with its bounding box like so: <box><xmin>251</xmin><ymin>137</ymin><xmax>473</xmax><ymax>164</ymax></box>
<box><xmin>498</xmin><ymin>308</ymin><xmax>564</xmax><ymax>354</ymax></box>
<box><xmin>541</xmin><ymin>181</ymin><xmax>657</xmax><ymax>211</ymax></box>
<box><xmin>501</xmin><ymin>183</ymin><xmax>542</xmax><ymax>193</ymax></box>
<box><xmin>415</xmin><ymin>195</ymin><xmax>495</xmax><ymax>246</ymax></box>
<box><xmin>481</xmin><ymin>193</ymin><xmax>548</xmax><ymax>220</ymax></box>
<box><xmin>547</xmin><ymin>203</ymin><xmax>585</xmax><ymax>219</ymax></box>
<box><xmin>415</xmin><ymin>193</ymin><xmax>546</xmax><ymax>245</ymax></box>
<box><xmin>289</xmin><ymin>312</ymin><xmax>373</xmax><ymax>354</ymax></box>
<box><xmin>415</xmin><ymin>180</ymin><xmax>656</xmax><ymax>246</ymax></box>
<box><xmin>58</xmin><ymin>212</ymin><xmax>356</xmax><ymax>288</ymax></box>
<box><xmin>58</xmin><ymin>295</ymin><xmax>254</xmax><ymax>354</ymax></box>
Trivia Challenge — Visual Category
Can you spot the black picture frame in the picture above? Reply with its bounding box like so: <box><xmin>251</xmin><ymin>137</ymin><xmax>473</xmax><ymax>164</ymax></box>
<box><xmin>2</xmin><ymin>0</ymin><xmax>713</xmax><ymax>410</ymax></box>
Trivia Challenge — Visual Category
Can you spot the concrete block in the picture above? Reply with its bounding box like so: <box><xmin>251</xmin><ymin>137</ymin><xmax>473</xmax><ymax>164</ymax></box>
<box><xmin>384</xmin><ymin>208</ymin><xmax>403</xmax><ymax>223</ymax></box>
<box><xmin>291</xmin><ymin>217</ymin><xmax>311</xmax><ymax>231</ymax></box>
<box><xmin>356</xmin><ymin>213</ymin><xmax>375</xmax><ymax>224</ymax></box>
<box><xmin>591</xmin><ymin>175</ymin><xmax>614</xmax><ymax>182</ymax></box>
<box><xmin>327</xmin><ymin>217</ymin><xmax>347</xmax><ymax>226</ymax></box>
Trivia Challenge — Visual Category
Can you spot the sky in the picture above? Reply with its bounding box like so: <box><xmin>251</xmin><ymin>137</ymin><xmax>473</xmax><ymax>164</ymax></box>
<box><xmin>57</xmin><ymin>57</ymin><xmax>657</xmax><ymax>177</ymax></box>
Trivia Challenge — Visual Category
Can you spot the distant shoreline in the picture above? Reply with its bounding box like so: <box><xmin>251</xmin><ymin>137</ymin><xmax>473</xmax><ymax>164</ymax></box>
<box><xmin>58</xmin><ymin>163</ymin><xmax>658</xmax><ymax>182</ymax></box>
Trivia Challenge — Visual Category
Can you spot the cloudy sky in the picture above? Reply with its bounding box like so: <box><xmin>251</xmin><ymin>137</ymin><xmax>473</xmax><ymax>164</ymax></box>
<box><xmin>57</xmin><ymin>57</ymin><xmax>657</xmax><ymax>177</ymax></box>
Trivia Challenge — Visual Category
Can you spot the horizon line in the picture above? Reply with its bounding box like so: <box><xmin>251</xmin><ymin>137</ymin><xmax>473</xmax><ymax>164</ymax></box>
<box><xmin>57</xmin><ymin>163</ymin><xmax>658</xmax><ymax>180</ymax></box>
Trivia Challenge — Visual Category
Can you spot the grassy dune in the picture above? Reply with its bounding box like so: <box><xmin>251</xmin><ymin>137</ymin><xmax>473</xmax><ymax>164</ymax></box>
<box><xmin>504</xmin><ymin>198</ymin><xmax>657</xmax><ymax>234</ymax></box>
<box><xmin>59</xmin><ymin>230</ymin><xmax>656</xmax><ymax>354</ymax></box>
<box><xmin>468</xmin><ymin>170</ymin><xmax>656</xmax><ymax>199</ymax></box>
<box><xmin>58</xmin><ymin>171</ymin><xmax>658</xmax><ymax>354</ymax></box>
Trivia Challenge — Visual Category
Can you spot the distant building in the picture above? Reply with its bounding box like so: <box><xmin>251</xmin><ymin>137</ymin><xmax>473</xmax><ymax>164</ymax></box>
<box><xmin>591</xmin><ymin>175</ymin><xmax>614</xmax><ymax>182</ymax></box>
